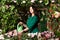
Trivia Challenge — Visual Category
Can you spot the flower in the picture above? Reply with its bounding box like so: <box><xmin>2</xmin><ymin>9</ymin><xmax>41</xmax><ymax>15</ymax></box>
<box><xmin>41</xmin><ymin>32</ymin><xmax>45</xmax><ymax>35</ymax></box>
<box><xmin>5</xmin><ymin>5</ymin><xmax>9</xmax><ymax>9</ymax></box>
<box><xmin>45</xmin><ymin>33</ymin><xmax>51</xmax><ymax>39</ymax></box>
<box><xmin>55</xmin><ymin>38</ymin><xmax>59</xmax><ymax>40</ymax></box>
<box><xmin>12</xmin><ymin>0</ymin><xmax>17</xmax><ymax>3</ymax></box>
<box><xmin>52</xmin><ymin>14</ymin><xmax>55</xmax><ymax>18</ymax></box>
<box><xmin>49</xmin><ymin>9</ymin><xmax>53</xmax><ymax>13</ymax></box>
<box><xmin>31</xmin><ymin>0</ymin><xmax>35</xmax><ymax>3</ymax></box>
<box><xmin>39</xmin><ymin>0</ymin><xmax>42</xmax><ymax>3</ymax></box>
<box><xmin>44</xmin><ymin>31</ymin><xmax>48</xmax><ymax>34</ymax></box>
<box><xmin>50</xmin><ymin>38</ymin><xmax>54</xmax><ymax>40</ymax></box>
<box><xmin>0</xmin><ymin>34</ymin><xmax>4</xmax><ymax>40</ymax></box>
<box><xmin>22</xmin><ymin>1</ymin><xmax>26</xmax><ymax>3</ymax></box>
<box><xmin>55</xmin><ymin>15</ymin><xmax>59</xmax><ymax>18</ymax></box>
<box><xmin>12</xmin><ymin>30</ymin><xmax>17</xmax><ymax>36</ymax></box>
<box><xmin>0</xmin><ymin>29</ymin><xmax>2</xmax><ymax>32</ymax></box>
<box><xmin>0</xmin><ymin>29</ymin><xmax>2</xmax><ymax>34</ymax></box>
<box><xmin>27</xmin><ymin>33</ymin><xmax>31</xmax><ymax>37</ymax></box>
<box><xmin>26</xmin><ymin>39</ymin><xmax>28</xmax><ymax>40</ymax></box>
<box><xmin>37</xmin><ymin>33</ymin><xmax>41</xmax><ymax>38</ymax></box>
<box><xmin>54</xmin><ymin>11</ymin><xmax>60</xmax><ymax>18</ymax></box>
<box><xmin>34</xmin><ymin>32</ymin><xmax>38</xmax><ymax>36</ymax></box>
<box><xmin>51</xmin><ymin>0</ymin><xmax>55</xmax><ymax>3</ymax></box>
<box><xmin>31</xmin><ymin>33</ymin><xmax>35</xmax><ymax>38</ymax></box>
<box><xmin>7</xmin><ymin>31</ymin><xmax>13</xmax><ymax>37</ymax></box>
<box><xmin>9</xmin><ymin>5</ymin><xmax>11</xmax><ymax>7</ymax></box>
<box><xmin>4</xmin><ymin>33</ymin><xmax>8</xmax><ymax>36</ymax></box>
<box><xmin>7</xmin><ymin>35</ymin><xmax>10</xmax><ymax>38</ymax></box>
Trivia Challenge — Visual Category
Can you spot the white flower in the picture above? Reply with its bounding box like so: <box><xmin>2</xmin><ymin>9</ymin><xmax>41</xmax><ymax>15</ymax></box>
<box><xmin>0</xmin><ymin>29</ymin><xmax>2</xmax><ymax>34</ymax></box>
<box><xmin>39</xmin><ymin>0</ymin><xmax>42</xmax><ymax>3</ymax></box>
<box><xmin>22</xmin><ymin>1</ymin><xmax>26</xmax><ymax>3</ymax></box>
<box><xmin>55</xmin><ymin>11</ymin><xmax>59</xmax><ymax>15</ymax></box>
<box><xmin>51</xmin><ymin>0</ymin><xmax>55</xmax><ymax>3</ymax></box>
<box><xmin>9</xmin><ymin>5</ymin><xmax>11</xmax><ymax>7</ymax></box>
<box><xmin>37</xmin><ymin>33</ymin><xmax>41</xmax><ymax>38</ymax></box>
<box><xmin>50</xmin><ymin>38</ymin><xmax>55</xmax><ymax>40</ymax></box>
<box><xmin>34</xmin><ymin>32</ymin><xmax>38</xmax><ymax>36</ymax></box>
<box><xmin>55</xmin><ymin>15</ymin><xmax>59</xmax><ymax>18</ymax></box>
<box><xmin>0</xmin><ymin>29</ymin><xmax>2</xmax><ymax>32</ymax></box>
<box><xmin>54</xmin><ymin>11</ymin><xmax>60</xmax><ymax>18</ymax></box>
<box><xmin>5</xmin><ymin>5</ymin><xmax>9</xmax><ymax>9</ymax></box>
<box><xmin>7</xmin><ymin>35</ymin><xmax>10</xmax><ymax>38</ymax></box>
<box><xmin>4</xmin><ymin>33</ymin><xmax>8</xmax><ymax>36</ymax></box>
<box><xmin>0</xmin><ymin>34</ymin><xmax>4</xmax><ymax>40</ymax></box>
<box><xmin>5</xmin><ymin>39</ymin><xmax>10</xmax><ymax>40</ymax></box>
<box><xmin>14</xmin><ymin>1</ymin><xmax>16</xmax><ymax>3</ymax></box>
<box><xmin>26</xmin><ymin>39</ymin><xmax>28</xmax><ymax>40</ymax></box>
<box><xmin>31</xmin><ymin>33</ymin><xmax>35</xmax><ymax>38</ymax></box>
<box><xmin>27</xmin><ymin>33</ymin><xmax>31</xmax><ymax>37</ymax></box>
<box><xmin>12</xmin><ymin>0</ymin><xmax>17</xmax><ymax>3</ymax></box>
<box><xmin>31</xmin><ymin>0</ymin><xmax>35</xmax><ymax>3</ymax></box>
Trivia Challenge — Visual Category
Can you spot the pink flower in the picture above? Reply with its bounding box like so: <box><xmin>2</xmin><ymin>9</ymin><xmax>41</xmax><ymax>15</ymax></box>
<box><xmin>41</xmin><ymin>32</ymin><xmax>45</xmax><ymax>35</ymax></box>
<box><xmin>12</xmin><ymin>30</ymin><xmax>17</xmax><ymax>36</ymax></box>
<box><xmin>45</xmin><ymin>33</ymin><xmax>51</xmax><ymax>39</ymax></box>
<box><xmin>52</xmin><ymin>14</ymin><xmax>55</xmax><ymax>18</ymax></box>
<box><xmin>44</xmin><ymin>31</ymin><xmax>48</xmax><ymax>34</ymax></box>
<box><xmin>31</xmin><ymin>33</ymin><xmax>35</xmax><ymax>38</ymax></box>
<box><xmin>8</xmin><ymin>31</ymin><xmax>12</xmax><ymax>36</ymax></box>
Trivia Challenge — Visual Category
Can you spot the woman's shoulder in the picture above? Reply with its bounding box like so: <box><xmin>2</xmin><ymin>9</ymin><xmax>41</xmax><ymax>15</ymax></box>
<box><xmin>33</xmin><ymin>15</ymin><xmax>38</xmax><ymax>19</ymax></box>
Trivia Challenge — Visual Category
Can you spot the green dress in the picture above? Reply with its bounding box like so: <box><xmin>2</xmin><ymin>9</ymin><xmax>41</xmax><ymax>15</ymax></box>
<box><xmin>27</xmin><ymin>15</ymin><xmax>39</xmax><ymax>33</ymax></box>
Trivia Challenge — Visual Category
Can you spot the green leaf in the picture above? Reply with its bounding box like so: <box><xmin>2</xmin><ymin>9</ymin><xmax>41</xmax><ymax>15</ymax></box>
<box><xmin>44</xmin><ymin>0</ymin><xmax>49</xmax><ymax>5</ymax></box>
<box><xmin>16</xmin><ymin>0</ymin><xmax>21</xmax><ymax>3</ymax></box>
<box><xmin>1</xmin><ymin>6</ymin><xmax>6</xmax><ymax>12</ymax></box>
<box><xmin>10</xmin><ymin>5</ymin><xmax>15</xmax><ymax>11</ymax></box>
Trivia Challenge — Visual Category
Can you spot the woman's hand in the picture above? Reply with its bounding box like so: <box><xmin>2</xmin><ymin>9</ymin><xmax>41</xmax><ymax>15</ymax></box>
<box><xmin>18</xmin><ymin>22</ymin><xmax>23</xmax><ymax>25</ymax></box>
<box><xmin>23</xmin><ymin>28</ymin><xmax>29</xmax><ymax>32</ymax></box>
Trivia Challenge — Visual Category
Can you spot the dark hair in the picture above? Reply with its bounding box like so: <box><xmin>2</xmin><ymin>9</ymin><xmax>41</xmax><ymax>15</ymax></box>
<box><xmin>29</xmin><ymin>3</ymin><xmax>38</xmax><ymax>16</ymax></box>
<box><xmin>29</xmin><ymin>3</ymin><xmax>40</xmax><ymax>22</ymax></box>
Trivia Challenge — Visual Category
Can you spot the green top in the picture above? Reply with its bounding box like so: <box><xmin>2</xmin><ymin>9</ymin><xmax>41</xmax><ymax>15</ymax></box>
<box><xmin>27</xmin><ymin>15</ymin><xmax>39</xmax><ymax>33</ymax></box>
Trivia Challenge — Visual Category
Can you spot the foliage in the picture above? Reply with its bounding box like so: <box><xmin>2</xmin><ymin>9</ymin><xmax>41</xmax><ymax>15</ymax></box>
<box><xmin>0</xmin><ymin>0</ymin><xmax>60</xmax><ymax>37</ymax></box>
<box><xmin>0</xmin><ymin>0</ymin><xmax>20</xmax><ymax>33</ymax></box>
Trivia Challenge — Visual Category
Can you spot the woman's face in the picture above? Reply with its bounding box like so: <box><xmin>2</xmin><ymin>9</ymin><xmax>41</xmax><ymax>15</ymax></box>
<box><xmin>29</xmin><ymin>7</ymin><xmax>34</xmax><ymax>14</ymax></box>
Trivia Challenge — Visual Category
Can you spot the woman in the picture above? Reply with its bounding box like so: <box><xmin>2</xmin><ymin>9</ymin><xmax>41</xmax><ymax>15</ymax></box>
<box><xmin>17</xmin><ymin>5</ymin><xmax>39</xmax><ymax>40</ymax></box>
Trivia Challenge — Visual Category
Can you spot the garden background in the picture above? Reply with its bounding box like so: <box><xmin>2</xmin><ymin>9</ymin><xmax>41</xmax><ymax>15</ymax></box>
<box><xmin>0</xmin><ymin>0</ymin><xmax>60</xmax><ymax>40</ymax></box>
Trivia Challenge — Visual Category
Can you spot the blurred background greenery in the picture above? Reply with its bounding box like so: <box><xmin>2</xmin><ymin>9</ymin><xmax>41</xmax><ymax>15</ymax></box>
<box><xmin>0</xmin><ymin>0</ymin><xmax>60</xmax><ymax>38</ymax></box>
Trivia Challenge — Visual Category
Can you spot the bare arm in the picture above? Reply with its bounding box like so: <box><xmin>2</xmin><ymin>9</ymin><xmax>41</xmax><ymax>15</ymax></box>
<box><xmin>18</xmin><ymin>22</ymin><xmax>29</xmax><ymax>32</ymax></box>
<box><xmin>22</xmin><ymin>23</ymin><xmax>29</xmax><ymax>32</ymax></box>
